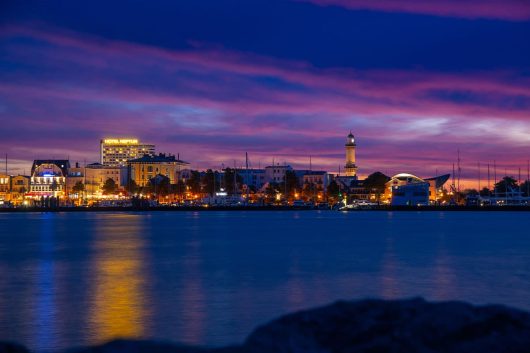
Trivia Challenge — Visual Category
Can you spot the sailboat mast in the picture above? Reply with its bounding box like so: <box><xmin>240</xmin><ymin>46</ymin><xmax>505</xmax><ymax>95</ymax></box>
<box><xmin>494</xmin><ymin>160</ymin><xmax>497</xmax><ymax>198</ymax></box>
<box><xmin>246</xmin><ymin>152</ymin><xmax>249</xmax><ymax>201</ymax></box>
<box><xmin>457</xmin><ymin>149</ymin><xmax>461</xmax><ymax>193</ymax></box>
<box><xmin>478</xmin><ymin>162</ymin><xmax>481</xmax><ymax>191</ymax></box>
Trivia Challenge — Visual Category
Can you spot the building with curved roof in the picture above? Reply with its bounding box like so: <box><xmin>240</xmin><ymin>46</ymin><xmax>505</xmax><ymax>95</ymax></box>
<box><xmin>385</xmin><ymin>173</ymin><xmax>451</xmax><ymax>206</ymax></box>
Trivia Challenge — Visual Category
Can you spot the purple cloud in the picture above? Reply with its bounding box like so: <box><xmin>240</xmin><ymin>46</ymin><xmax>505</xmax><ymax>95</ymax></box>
<box><xmin>299</xmin><ymin>0</ymin><xmax>530</xmax><ymax>21</ymax></box>
<box><xmin>1</xmin><ymin>25</ymin><xmax>529</xmax><ymax>187</ymax></box>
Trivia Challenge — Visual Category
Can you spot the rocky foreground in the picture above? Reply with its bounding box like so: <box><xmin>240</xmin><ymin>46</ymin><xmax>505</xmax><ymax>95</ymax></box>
<box><xmin>2</xmin><ymin>298</ymin><xmax>530</xmax><ymax>353</ymax></box>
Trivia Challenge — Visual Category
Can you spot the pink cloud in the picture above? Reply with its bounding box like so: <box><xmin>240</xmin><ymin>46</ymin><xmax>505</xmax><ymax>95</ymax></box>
<box><xmin>1</xmin><ymin>24</ymin><xmax>530</xmax><ymax>183</ymax></box>
<box><xmin>298</xmin><ymin>0</ymin><xmax>530</xmax><ymax>21</ymax></box>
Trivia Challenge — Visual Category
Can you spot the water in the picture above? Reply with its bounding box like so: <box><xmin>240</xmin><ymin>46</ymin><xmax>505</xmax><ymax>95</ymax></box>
<box><xmin>1</xmin><ymin>211</ymin><xmax>529</xmax><ymax>352</ymax></box>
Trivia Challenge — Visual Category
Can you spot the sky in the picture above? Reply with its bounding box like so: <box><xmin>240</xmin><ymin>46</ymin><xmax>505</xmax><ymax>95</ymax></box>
<box><xmin>1</xmin><ymin>0</ymin><xmax>530</xmax><ymax>185</ymax></box>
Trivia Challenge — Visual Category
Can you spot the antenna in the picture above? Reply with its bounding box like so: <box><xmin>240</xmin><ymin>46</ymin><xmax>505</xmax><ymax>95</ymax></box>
<box><xmin>519</xmin><ymin>167</ymin><xmax>522</xmax><ymax>197</ymax></box>
<box><xmin>234</xmin><ymin>159</ymin><xmax>237</xmax><ymax>195</ymax></box>
<box><xmin>493</xmin><ymin>160</ymin><xmax>497</xmax><ymax>198</ymax></box>
<box><xmin>452</xmin><ymin>163</ymin><xmax>455</xmax><ymax>189</ymax></box>
<box><xmin>487</xmin><ymin>164</ymin><xmax>490</xmax><ymax>192</ymax></box>
<box><xmin>246</xmin><ymin>152</ymin><xmax>249</xmax><ymax>201</ymax></box>
<box><xmin>478</xmin><ymin>162</ymin><xmax>481</xmax><ymax>191</ymax></box>
<box><xmin>457</xmin><ymin>149</ymin><xmax>461</xmax><ymax>193</ymax></box>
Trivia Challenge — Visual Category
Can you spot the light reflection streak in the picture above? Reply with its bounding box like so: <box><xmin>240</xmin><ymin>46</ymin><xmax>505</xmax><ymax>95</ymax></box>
<box><xmin>431</xmin><ymin>236</ymin><xmax>457</xmax><ymax>300</ymax></box>
<box><xmin>89</xmin><ymin>214</ymin><xmax>149</xmax><ymax>343</ymax></box>
<box><xmin>179</xmin><ymin>238</ymin><xmax>206</xmax><ymax>344</ymax></box>
<box><xmin>380</xmin><ymin>237</ymin><xmax>401</xmax><ymax>298</ymax></box>
<box><xmin>34</xmin><ymin>213</ymin><xmax>57</xmax><ymax>351</ymax></box>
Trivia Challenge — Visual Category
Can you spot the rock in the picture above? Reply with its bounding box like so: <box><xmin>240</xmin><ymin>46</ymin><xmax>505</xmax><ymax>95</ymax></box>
<box><xmin>3</xmin><ymin>298</ymin><xmax>530</xmax><ymax>353</ymax></box>
<box><xmin>244</xmin><ymin>298</ymin><xmax>530</xmax><ymax>353</ymax></box>
<box><xmin>0</xmin><ymin>342</ymin><xmax>30</xmax><ymax>353</ymax></box>
<box><xmin>64</xmin><ymin>339</ymin><xmax>243</xmax><ymax>353</ymax></box>
<box><xmin>65</xmin><ymin>339</ymin><xmax>211</xmax><ymax>353</ymax></box>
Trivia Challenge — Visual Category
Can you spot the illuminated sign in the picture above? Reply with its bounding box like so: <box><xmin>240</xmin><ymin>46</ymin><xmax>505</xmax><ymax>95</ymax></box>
<box><xmin>102</xmin><ymin>139</ymin><xmax>139</xmax><ymax>145</ymax></box>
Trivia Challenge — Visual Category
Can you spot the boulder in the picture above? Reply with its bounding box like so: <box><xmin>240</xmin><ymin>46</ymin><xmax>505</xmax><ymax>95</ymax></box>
<box><xmin>244</xmin><ymin>298</ymin><xmax>530</xmax><ymax>353</ymax></box>
<box><xmin>0</xmin><ymin>342</ymin><xmax>30</xmax><ymax>353</ymax></box>
<box><xmin>3</xmin><ymin>298</ymin><xmax>530</xmax><ymax>353</ymax></box>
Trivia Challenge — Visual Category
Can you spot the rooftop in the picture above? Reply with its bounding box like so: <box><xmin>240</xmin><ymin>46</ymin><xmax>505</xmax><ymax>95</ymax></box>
<box><xmin>128</xmin><ymin>153</ymin><xmax>189</xmax><ymax>164</ymax></box>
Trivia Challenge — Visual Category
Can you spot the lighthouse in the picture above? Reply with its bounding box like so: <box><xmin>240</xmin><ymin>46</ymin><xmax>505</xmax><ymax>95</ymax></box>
<box><xmin>344</xmin><ymin>131</ymin><xmax>357</xmax><ymax>177</ymax></box>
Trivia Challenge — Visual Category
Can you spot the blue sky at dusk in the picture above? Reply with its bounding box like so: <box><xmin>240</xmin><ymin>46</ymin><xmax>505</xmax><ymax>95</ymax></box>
<box><xmin>1</xmin><ymin>0</ymin><xmax>529</xmax><ymax>182</ymax></box>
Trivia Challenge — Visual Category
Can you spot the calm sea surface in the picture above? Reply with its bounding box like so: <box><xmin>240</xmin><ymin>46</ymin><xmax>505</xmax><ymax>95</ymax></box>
<box><xmin>1</xmin><ymin>211</ymin><xmax>530</xmax><ymax>352</ymax></box>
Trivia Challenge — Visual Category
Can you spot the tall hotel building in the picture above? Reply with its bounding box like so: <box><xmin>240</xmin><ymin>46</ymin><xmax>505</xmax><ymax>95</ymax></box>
<box><xmin>100</xmin><ymin>138</ymin><xmax>155</xmax><ymax>167</ymax></box>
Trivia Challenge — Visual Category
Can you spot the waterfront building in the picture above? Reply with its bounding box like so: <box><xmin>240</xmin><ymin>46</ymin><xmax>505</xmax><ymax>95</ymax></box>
<box><xmin>84</xmin><ymin>163</ymin><xmax>127</xmax><ymax>195</ymax></box>
<box><xmin>265</xmin><ymin>164</ymin><xmax>293</xmax><ymax>183</ymax></box>
<box><xmin>384</xmin><ymin>173</ymin><xmax>450</xmax><ymax>206</ymax></box>
<box><xmin>0</xmin><ymin>174</ymin><xmax>9</xmax><ymax>201</ymax></box>
<box><xmin>66</xmin><ymin>162</ymin><xmax>85</xmax><ymax>194</ymax></box>
<box><xmin>344</xmin><ymin>131</ymin><xmax>358</xmax><ymax>177</ymax></box>
<box><xmin>100</xmin><ymin>138</ymin><xmax>155</xmax><ymax>167</ymax></box>
<box><xmin>424</xmin><ymin>174</ymin><xmax>451</xmax><ymax>202</ymax></box>
<box><xmin>10</xmin><ymin>175</ymin><xmax>30</xmax><ymax>194</ymax></box>
<box><xmin>303</xmin><ymin>171</ymin><xmax>331</xmax><ymax>189</ymax></box>
<box><xmin>240</xmin><ymin>168</ymin><xmax>267</xmax><ymax>191</ymax></box>
<box><xmin>8</xmin><ymin>175</ymin><xmax>30</xmax><ymax>205</ymax></box>
<box><xmin>28</xmin><ymin>160</ymin><xmax>70</xmax><ymax>197</ymax></box>
<box><xmin>128</xmin><ymin>153</ymin><xmax>189</xmax><ymax>187</ymax></box>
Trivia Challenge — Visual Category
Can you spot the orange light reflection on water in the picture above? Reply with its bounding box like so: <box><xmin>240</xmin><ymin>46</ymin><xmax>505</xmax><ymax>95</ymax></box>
<box><xmin>89</xmin><ymin>214</ymin><xmax>150</xmax><ymax>343</ymax></box>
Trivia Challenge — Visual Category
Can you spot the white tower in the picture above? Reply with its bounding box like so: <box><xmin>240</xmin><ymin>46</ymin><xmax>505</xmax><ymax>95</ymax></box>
<box><xmin>344</xmin><ymin>131</ymin><xmax>357</xmax><ymax>177</ymax></box>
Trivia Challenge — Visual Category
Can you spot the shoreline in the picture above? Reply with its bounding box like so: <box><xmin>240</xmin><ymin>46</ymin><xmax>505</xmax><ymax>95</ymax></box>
<box><xmin>2</xmin><ymin>205</ymin><xmax>530</xmax><ymax>212</ymax></box>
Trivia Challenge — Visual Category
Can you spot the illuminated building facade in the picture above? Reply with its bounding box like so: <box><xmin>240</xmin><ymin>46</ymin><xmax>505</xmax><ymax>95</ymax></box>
<box><xmin>85</xmin><ymin>163</ymin><xmax>127</xmax><ymax>195</ymax></box>
<box><xmin>10</xmin><ymin>175</ymin><xmax>30</xmax><ymax>194</ymax></box>
<box><xmin>66</xmin><ymin>163</ymin><xmax>84</xmax><ymax>194</ymax></box>
<box><xmin>8</xmin><ymin>175</ymin><xmax>30</xmax><ymax>205</ymax></box>
<box><xmin>0</xmin><ymin>174</ymin><xmax>9</xmax><ymax>201</ymax></box>
<box><xmin>265</xmin><ymin>165</ymin><xmax>293</xmax><ymax>183</ymax></box>
<box><xmin>303</xmin><ymin>171</ymin><xmax>331</xmax><ymax>189</ymax></box>
<box><xmin>29</xmin><ymin>160</ymin><xmax>70</xmax><ymax>196</ymax></box>
<box><xmin>100</xmin><ymin>138</ymin><xmax>155</xmax><ymax>167</ymax></box>
<box><xmin>384</xmin><ymin>173</ymin><xmax>450</xmax><ymax>205</ymax></box>
<box><xmin>128</xmin><ymin>154</ymin><xmax>189</xmax><ymax>187</ymax></box>
<box><xmin>240</xmin><ymin>169</ymin><xmax>267</xmax><ymax>190</ymax></box>
<box><xmin>344</xmin><ymin>131</ymin><xmax>358</xmax><ymax>177</ymax></box>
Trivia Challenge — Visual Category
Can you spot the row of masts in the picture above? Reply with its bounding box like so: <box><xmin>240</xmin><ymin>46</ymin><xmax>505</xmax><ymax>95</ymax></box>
<box><xmin>4</xmin><ymin>150</ymin><xmax>530</xmax><ymax>194</ymax></box>
<box><xmin>452</xmin><ymin>150</ymin><xmax>530</xmax><ymax>195</ymax></box>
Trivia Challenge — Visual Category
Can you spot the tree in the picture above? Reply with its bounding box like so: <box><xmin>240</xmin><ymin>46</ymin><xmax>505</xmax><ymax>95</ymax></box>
<box><xmin>363</xmin><ymin>172</ymin><xmax>390</xmax><ymax>192</ymax></box>
<box><xmin>494</xmin><ymin>176</ymin><xmax>518</xmax><ymax>194</ymax></box>
<box><xmin>224</xmin><ymin>168</ymin><xmax>243</xmax><ymax>195</ymax></box>
<box><xmin>363</xmin><ymin>172</ymin><xmax>390</xmax><ymax>203</ymax></box>
<box><xmin>327</xmin><ymin>180</ymin><xmax>340</xmax><ymax>201</ymax></box>
<box><xmin>73</xmin><ymin>181</ymin><xmax>84</xmax><ymax>194</ymax></box>
<box><xmin>102</xmin><ymin>178</ymin><xmax>118</xmax><ymax>195</ymax></box>
<box><xmin>302</xmin><ymin>181</ymin><xmax>315</xmax><ymax>201</ymax></box>
<box><xmin>126</xmin><ymin>179</ymin><xmax>139</xmax><ymax>194</ymax></box>
<box><xmin>479</xmin><ymin>187</ymin><xmax>492</xmax><ymax>197</ymax></box>
<box><xmin>172</xmin><ymin>179</ymin><xmax>186</xmax><ymax>199</ymax></box>
<box><xmin>202</xmin><ymin>169</ymin><xmax>216</xmax><ymax>196</ymax></box>
<box><xmin>50</xmin><ymin>179</ymin><xmax>59</xmax><ymax>192</ymax></box>
<box><xmin>150</xmin><ymin>175</ymin><xmax>170</xmax><ymax>197</ymax></box>
<box><xmin>521</xmin><ymin>180</ymin><xmax>530</xmax><ymax>197</ymax></box>
<box><xmin>265</xmin><ymin>182</ymin><xmax>279</xmax><ymax>203</ymax></box>
<box><xmin>463</xmin><ymin>189</ymin><xmax>479</xmax><ymax>196</ymax></box>
<box><xmin>186</xmin><ymin>170</ymin><xmax>202</xmax><ymax>194</ymax></box>
<box><xmin>283</xmin><ymin>170</ymin><xmax>299</xmax><ymax>198</ymax></box>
